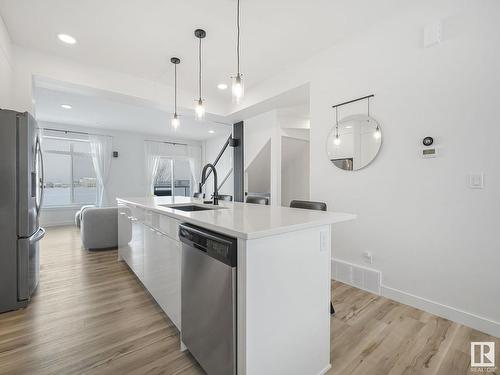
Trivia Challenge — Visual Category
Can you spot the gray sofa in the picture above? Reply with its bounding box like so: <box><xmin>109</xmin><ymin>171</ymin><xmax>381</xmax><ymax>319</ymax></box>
<box><xmin>75</xmin><ymin>205</ymin><xmax>94</xmax><ymax>228</ymax></box>
<box><xmin>80</xmin><ymin>207</ymin><xmax>119</xmax><ymax>250</ymax></box>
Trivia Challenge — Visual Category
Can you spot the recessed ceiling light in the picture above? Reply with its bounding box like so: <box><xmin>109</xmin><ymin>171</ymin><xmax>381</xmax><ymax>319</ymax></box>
<box><xmin>345</xmin><ymin>125</ymin><xmax>352</xmax><ymax>129</ymax></box>
<box><xmin>60</xmin><ymin>104</ymin><xmax>72</xmax><ymax>109</ymax></box>
<box><xmin>208</xmin><ymin>130</ymin><xmax>215</xmax><ymax>134</ymax></box>
<box><xmin>217</xmin><ymin>83</ymin><xmax>228</xmax><ymax>90</ymax></box>
<box><xmin>57</xmin><ymin>34</ymin><xmax>77</xmax><ymax>45</ymax></box>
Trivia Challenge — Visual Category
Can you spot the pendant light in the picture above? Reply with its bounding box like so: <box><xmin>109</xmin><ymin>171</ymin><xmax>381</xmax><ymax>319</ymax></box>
<box><xmin>171</xmin><ymin>57</ymin><xmax>181</xmax><ymax>129</ymax></box>
<box><xmin>194</xmin><ymin>29</ymin><xmax>206</xmax><ymax>120</ymax></box>
<box><xmin>367</xmin><ymin>96</ymin><xmax>381</xmax><ymax>139</ymax></box>
<box><xmin>231</xmin><ymin>0</ymin><xmax>244</xmax><ymax>103</ymax></box>
<box><xmin>333</xmin><ymin>107</ymin><xmax>341</xmax><ymax>146</ymax></box>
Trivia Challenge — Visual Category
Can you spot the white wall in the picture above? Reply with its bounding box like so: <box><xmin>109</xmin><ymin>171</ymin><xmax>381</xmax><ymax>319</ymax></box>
<box><xmin>240</xmin><ymin>0</ymin><xmax>500</xmax><ymax>336</ymax></box>
<box><xmin>243</xmin><ymin>110</ymin><xmax>312</xmax><ymax>205</ymax></box>
<box><xmin>40</xmin><ymin>122</ymin><xmax>201</xmax><ymax>226</ymax></box>
<box><xmin>0</xmin><ymin>15</ymin><xmax>13</xmax><ymax>108</ymax></box>
<box><xmin>281</xmin><ymin>137</ymin><xmax>310</xmax><ymax>207</ymax></box>
<box><xmin>246</xmin><ymin>140</ymin><xmax>271</xmax><ymax>195</ymax></box>
<box><xmin>244</xmin><ymin>110</ymin><xmax>282</xmax><ymax>204</ymax></box>
<box><xmin>10</xmin><ymin>45</ymin><xmax>228</xmax><ymax>117</ymax></box>
<box><xmin>311</xmin><ymin>1</ymin><xmax>500</xmax><ymax>335</ymax></box>
<box><xmin>202</xmin><ymin>130</ymin><xmax>234</xmax><ymax>197</ymax></box>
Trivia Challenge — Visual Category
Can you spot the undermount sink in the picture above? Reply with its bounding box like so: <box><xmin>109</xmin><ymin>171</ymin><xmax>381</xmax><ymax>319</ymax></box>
<box><xmin>163</xmin><ymin>204</ymin><xmax>221</xmax><ymax>212</ymax></box>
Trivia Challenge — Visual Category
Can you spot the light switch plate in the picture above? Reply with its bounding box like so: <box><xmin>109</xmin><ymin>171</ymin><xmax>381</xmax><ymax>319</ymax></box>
<box><xmin>468</xmin><ymin>174</ymin><xmax>484</xmax><ymax>189</ymax></box>
<box><xmin>320</xmin><ymin>231</ymin><xmax>328</xmax><ymax>252</ymax></box>
<box><xmin>424</xmin><ymin>20</ymin><xmax>442</xmax><ymax>48</ymax></box>
<box><xmin>363</xmin><ymin>251</ymin><xmax>373</xmax><ymax>264</ymax></box>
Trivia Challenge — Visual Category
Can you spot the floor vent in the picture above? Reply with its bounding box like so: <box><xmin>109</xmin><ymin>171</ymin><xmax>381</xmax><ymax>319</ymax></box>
<box><xmin>331</xmin><ymin>258</ymin><xmax>381</xmax><ymax>295</ymax></box>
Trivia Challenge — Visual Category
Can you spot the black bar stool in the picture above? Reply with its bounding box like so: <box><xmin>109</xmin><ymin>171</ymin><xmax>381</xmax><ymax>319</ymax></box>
<box><xmin>246</xmin><ymin>196</ymin><xmax>269</xmax><ymax>205</ymax></box>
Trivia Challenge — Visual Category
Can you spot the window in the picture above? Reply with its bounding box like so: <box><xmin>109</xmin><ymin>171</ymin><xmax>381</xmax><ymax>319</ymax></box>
<box><xmin>42</xmin><ymin>137</ymin><xmax>98</xmax><ymax>207</ymax></box>
<box><xmin>153</xmin><ymin>158</ymin><xmax>193</xmax><ymax>197</ymax></box>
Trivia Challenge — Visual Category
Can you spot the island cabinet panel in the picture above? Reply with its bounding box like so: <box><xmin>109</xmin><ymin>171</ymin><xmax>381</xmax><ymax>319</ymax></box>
<box><xmin>117</xmin><ymin>205</ymin><xmax>132</xmax><ymax>264</ymax></box>
<box><xmin>238</xmin><ymin>225</ymin><xmax>332</xmax><ymax>375</ymax></box>
<box><xmin>129</xmin><ymin>216</ymin><xmax>145</xmax><ymax>279</ymax></box>
<box><xmin>159</xmin><ymin>214</ymin><xmax>180</xmax><ymax>241</ymax></box>
<box><xmin>118</xmin><ymin>203</ymin><xmax>182</xmax><ymax>331</ymax></box>
<box><xmin>130</xmin><ymin>204</ymin><xmax>145</xmax><ymax>222</ymax></box>
<box><xmin>154</xmin><ymin>235</ymin><xmax>181</xmax><ymax>329</ymax></box>
<box><xmin>143</xmin><ymin>209</ymin><xmax>154</xmax><ymax>227</ymax></box>
<box><xmin>142</xmin><ymin>225</ymin><xmax>182</xmax><ymax>329</ymax></box>
<box><xmin>118</xmin><ymin>205</ymin><xmax>145</xmax><ymax>280</ymax></box>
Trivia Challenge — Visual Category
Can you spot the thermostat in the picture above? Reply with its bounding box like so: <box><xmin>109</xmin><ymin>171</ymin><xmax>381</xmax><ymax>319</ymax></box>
<box><xmin>422</xmin><ymin>148</ymin><xmax>438</xmax><ymax>158</ymax></box>
<box><xmin>423</xmin><ymin>136</ymin><xmax>434</xmax><ymax>146</ymax></box>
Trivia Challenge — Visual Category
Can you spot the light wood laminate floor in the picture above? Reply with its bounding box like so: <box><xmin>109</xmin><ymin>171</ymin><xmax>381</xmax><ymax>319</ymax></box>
<box><xmin>0</xmin><ymin>226</ymin><xmax>497</xmax><ymax>375</ymax></box>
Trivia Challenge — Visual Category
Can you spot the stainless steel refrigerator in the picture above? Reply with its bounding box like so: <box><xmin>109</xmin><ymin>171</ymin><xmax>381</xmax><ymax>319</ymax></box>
<box><xmin>0</xmin><ymin>109</ymin><xmax>45</xmax><ymax>313</ymax></box>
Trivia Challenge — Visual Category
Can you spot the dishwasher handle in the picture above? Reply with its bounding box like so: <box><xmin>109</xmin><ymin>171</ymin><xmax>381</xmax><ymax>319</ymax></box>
<box><xmin>193</xmin><ymin>243</ymin><xmax>207</xmax><ymax>253</ymax></box>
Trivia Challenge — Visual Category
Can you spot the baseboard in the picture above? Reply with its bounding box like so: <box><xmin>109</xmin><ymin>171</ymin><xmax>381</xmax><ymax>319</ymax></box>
<box><xmin>331</xmin><ymin>258</ymin><xmax>381</xmax><ymax>295</ymax></box>
<box><xmin>317</xmin><ymin>364</ymin><xmax>331</xmax><ymax>375</ymax></box>
<box><xmin>41</xmin><ymin>221</ymin><xmax>75</xmax><ymax>227</ymax></box>
<box><xmin>381</xmin><ymin>285</ymin><xmax>500</xmax><ymax>338</ymax></box>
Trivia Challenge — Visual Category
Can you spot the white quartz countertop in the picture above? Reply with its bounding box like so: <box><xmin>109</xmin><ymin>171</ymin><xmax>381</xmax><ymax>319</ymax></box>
<box><xmin>117</xmin><ymin>196</ymin><xmax>356</xmax><ymax>240</ymax></box>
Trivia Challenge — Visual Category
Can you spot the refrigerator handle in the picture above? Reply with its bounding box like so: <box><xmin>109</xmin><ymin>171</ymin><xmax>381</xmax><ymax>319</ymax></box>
<box><xmin>35</xmin><ymin>136</ymin><xmax>45</xmax><ymax>217</ymax></box>
<box><xmin>29</xmin><ymin>227</ymin><xmax>46</xmax><ymax>244</ymax></box>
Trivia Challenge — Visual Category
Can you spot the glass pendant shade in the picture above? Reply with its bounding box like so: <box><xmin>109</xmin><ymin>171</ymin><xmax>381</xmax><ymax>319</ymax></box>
<box><xmin>194</xmin><ymin>29</ymin><xmax>206</xmax><ymax>122</ymax></box>
<box><xmin>195</xmin><ymin>99</ymin><xmax>205</xmax><ymax>120</ymax></box>
<box><xmin>232</xmin><ymin>74</ymin><xmax>244</xmax><ymax>103</ymax></box>
<box><xmin>171</xmin><ymin>113</ymin><xmax>180</xmax><ymax>129</ymax></box>
<box><xmin>232</xmin><ymin>0</ymin><xmax>244</xmax><ymax>104</ymax></box>
<box><xmin>333</xmin><ymin>135</ymin><xmax>341</xmax><ymax>146</ymax></box>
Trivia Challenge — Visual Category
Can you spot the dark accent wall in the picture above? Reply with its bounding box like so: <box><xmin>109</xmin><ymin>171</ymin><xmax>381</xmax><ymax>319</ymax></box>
<box><xmin>233</xmin><ymin>121</ymin><xmax>244</xmax><ymax>202</ymax></box>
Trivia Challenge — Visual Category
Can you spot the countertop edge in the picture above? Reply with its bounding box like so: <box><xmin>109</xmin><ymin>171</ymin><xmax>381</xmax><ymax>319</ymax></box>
<box><xmin>117</xmin><ymin>197</ymin><xmax>357</xmax><ymax>240</ymax></box>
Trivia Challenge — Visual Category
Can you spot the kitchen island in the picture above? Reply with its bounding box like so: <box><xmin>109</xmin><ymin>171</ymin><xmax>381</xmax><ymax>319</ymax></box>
<box><xmin>117</xmin><ymin>196</ymin><xmax>355</xmax><ymax>375</ymax></box>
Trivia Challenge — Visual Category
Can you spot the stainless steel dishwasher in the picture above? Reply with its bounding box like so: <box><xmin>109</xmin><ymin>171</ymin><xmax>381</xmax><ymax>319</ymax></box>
<box><xmin>179</xmin><ymin>223</ymin><xmax>237</xmax><ymax>375</ymax></box>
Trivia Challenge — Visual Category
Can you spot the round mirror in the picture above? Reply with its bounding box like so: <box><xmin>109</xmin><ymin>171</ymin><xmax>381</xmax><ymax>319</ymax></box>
<box><xmin>327</xmin><ymin>114</ymin><xmax>382</xmax><ymax>171</ymax></box>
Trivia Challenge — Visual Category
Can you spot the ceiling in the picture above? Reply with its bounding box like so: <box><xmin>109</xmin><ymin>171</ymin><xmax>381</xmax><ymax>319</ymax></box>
<box><xmin>33</xmin><ymin>85</ymin><xmax>231</xmax><ymax>140</ymax></box>
<box><xmin>0</xmin><ymin>0</ymin><xmax>404</xmax><ymax>107</ymax></box>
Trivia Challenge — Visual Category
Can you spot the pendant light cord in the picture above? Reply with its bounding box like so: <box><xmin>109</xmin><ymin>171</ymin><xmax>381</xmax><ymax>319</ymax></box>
<box><xmin>198</xmin><ymin>37</ymin><xmax>202</xmax><ymax>101</ymax></box>
<box><xmin>335</xmin><ymin>107</ymin><xmax>339</xmax><ymax>136</ymax></box>
<box><xmin>236</xmin><ymin>0</ymin><xmax>240</xmax><ymax>74</ymax></box>
<box><xmin>174</xmin><ymin>63</ymin><xmax>177</xmax><ymax>114</ymax></box>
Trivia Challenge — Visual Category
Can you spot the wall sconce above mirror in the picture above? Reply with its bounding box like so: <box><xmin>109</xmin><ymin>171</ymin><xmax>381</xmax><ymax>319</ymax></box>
<box><xmin>327</xmin><ymin>95</ymin><xmax>382</xmax><ymax>171</ymax></box>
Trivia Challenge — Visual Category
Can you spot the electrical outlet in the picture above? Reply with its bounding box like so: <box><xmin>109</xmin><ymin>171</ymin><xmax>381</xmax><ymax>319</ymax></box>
<box><xmin>362</xmin><ymin>251</ymin><xmax>373</xmax><ymax>264</ymax></box>
<box><xmin>468</xmin><ymin>173</ymin><xmax>484</xmax><ymax>189</ymax></box>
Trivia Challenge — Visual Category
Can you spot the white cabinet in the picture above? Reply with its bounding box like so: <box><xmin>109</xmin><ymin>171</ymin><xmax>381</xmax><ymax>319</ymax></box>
<box><xmin>159</xmin><ymin>214</ymin><xmax>180</xmax><ymax>241</ymax></box>
<box><xmin>118</xmin><ymin>204</ymin><xmax>132</xmax><ymax>263</ymax></box>
<box><xmin>160</xmin><ymin>235</ymin><xmax>181</xmax><ymax>328</ymax></box>
<box><xmin>144</xmin><ymin>228</ymin><xmax>181</xmax><ymax>329</ymax></box>
<box><xmin>118</xmin><ymin>204</ymin><xmax>181</xmax><ymax>331</ymax></box>
<box><xmin>118</xmin><ymin>204</ymin><xmax>144</xmax><ymax>279</ymax></box>
<box><xmin>129</xmin><ymin>215</ymin><xmax>145</xmax><ymax>279</ymax></box>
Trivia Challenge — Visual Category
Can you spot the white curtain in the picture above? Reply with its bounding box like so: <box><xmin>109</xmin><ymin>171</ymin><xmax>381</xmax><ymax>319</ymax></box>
<box><xmin>144</xmin><ymin>141</ymin><xmax>162</xmax><ymax>196</ymax></box>
<box><xmin>144</xmin><ymin>141</ymin><xmax>202</xmax><ymax>196</ymax></box>
<box><xmin>89</xmin><ymin>134</ymin><xmax>113</xmax><ymax>206</ymax></box>
<box><xmin>187</xmin><ymin>145</ymin><xmax>202</xmax><ymax>187</ymax></box>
